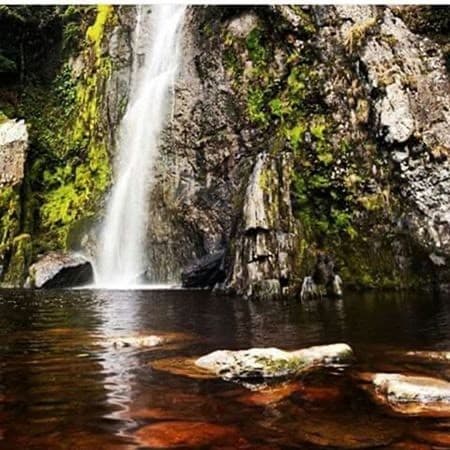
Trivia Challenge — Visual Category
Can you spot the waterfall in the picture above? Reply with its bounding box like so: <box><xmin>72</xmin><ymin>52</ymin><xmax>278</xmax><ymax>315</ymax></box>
<box><xmin>95</xmin><ymin>5</ymin><xmax>186</xmax><ymax>288</ymax></box>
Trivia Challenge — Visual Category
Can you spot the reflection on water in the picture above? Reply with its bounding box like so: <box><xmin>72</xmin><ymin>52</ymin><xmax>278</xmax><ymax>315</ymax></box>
<box><xmin>0</xmin><ymin>289</ymin><xmax>448</xmax><ymax>448</ymax></box>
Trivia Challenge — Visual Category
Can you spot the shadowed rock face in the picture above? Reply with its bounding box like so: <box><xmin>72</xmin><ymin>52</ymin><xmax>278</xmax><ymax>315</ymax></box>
<box><xmin>181</xmin><ymin>250</ymin><xmax>226</xmax><ymax>288</ymax></box>
<box><xmin>27</xmin><ymin>252</ymin><xmax>93</xmax><ymax>288</ymax></box>
<box><xmin>147</xmin><ymin>5</ymin><xmax>450</xmax><ymax>298</ymax></box>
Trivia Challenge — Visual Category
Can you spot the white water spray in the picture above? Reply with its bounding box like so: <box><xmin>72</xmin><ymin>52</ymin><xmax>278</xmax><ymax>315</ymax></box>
<box><xmin>95</xmin><ymin>5</ymin><xmax>186</xmax><ymax>287</ymax></box>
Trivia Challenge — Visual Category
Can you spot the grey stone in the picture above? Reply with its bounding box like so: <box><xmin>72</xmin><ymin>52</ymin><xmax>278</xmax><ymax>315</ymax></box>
<box><xmin>195</xmin><ymin>343</ymin><xmax>354</xmax><ymax>380</ymax></box>
<box><xmin>366</xmin><ymin>373</ymin><xmax>450</xmax><ymax>417</ymax></box>
<box><xmin>0</xmin><ymin>119</ymin><xmax>28</xmax><ymax>187</ymax></box>
<box><xmin>27</xmin><ymin>252</ymin><xmax>93</xmax><ymax>289</ymax></box>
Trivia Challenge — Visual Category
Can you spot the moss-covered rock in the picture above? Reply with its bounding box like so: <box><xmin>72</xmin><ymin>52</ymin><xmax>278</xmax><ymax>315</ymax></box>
<box><xmin>2</xmin><ymin>233</ymin><xmax>32</xmax><ymax>287</ymax></box>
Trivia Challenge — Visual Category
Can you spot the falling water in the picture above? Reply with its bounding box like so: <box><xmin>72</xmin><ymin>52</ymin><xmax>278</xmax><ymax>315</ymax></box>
<box><xmin>95</xmin><ymin>5</ymin><xmax>186</xmax><ymax>288</ymax></box>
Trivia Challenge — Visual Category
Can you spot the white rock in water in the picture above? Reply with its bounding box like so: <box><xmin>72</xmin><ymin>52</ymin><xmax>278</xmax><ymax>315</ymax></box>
<box><xmin>195</xmin><ymin>343</ymin><xmax>353</xmax><ymax>380</ymax></box>
<box><xmin>369</xmin><ymin>373</ymin><xmax>450</xmax><ymax>417</ymax></box>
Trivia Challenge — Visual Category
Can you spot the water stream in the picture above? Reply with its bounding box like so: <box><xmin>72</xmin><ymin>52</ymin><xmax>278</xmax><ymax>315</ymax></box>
<box><xmin>96</xmin><ymin>5</ymin><xmax>186</xmax><ymax>288</ymax></box>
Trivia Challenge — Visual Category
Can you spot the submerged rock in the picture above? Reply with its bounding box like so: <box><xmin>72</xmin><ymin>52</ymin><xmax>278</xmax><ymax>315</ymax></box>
<box><xmin>411</xmin><ymin>428</ymin><xmax>450</xmax><ymax>447</ymax></box>
<box><xmin>135</xmin><ymin>421</ymin><xmax>242</xmax><ymax>448</ymax></box>
<box><xmin>27</xmin><ymin>252</ymin><xmax>93</xmax><ymax>288</ymax></box>
<box><xmin>364</xmin><ymin>373</ymin><xmax>450</xmax><ymax>417</ymax></box>
<box><xmin>99</xmin><ymin>332</ymin><xmax>194</xmax><ymax>350</ymax></box>
<box><xmin>238</xmin><ymin>381</ymin><xmax>303</xmax><ymax>406</ymax></box>
<box><xmin>195</xmin><ymin>343</ymin><xmax>354</xmax><ymax>380</ymax></box>
<box><xmin>293</xmin><ymin>410</ymin><xmax>403</xmax><ymax>449</ymax></box>
<box><xmin>181</xmin><ymin>250</ymin><xmax>226</xmax><ymax>288</ymax></box>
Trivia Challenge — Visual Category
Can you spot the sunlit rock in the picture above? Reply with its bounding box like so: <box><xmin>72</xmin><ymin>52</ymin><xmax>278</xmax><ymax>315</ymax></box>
<box><xmin>26</xmin><ymin>252</ymin><xmax>93</xmax><ymax>288</ymax></box>
<box><xmin>0</xmin><ymin>119</ymin><xmax>28</xmax><ymax>187</ymax></box>
<box><xmin>151</xmin><ymin>344</ymin><xmax>353</xmax><ymax>382</ymax></box>
<box><xmin>364</xmin><ymin>373</ymin><xmax>450</xmax><ymax>417</ymax></box>
<box><xmin>135</xmin><ymin>421</ymin><xmax>242</xmax><ymax>448</ymax></box>
<box><xmin>195</xmin><ymin>344</ymin><xmax>354</xmax><ymax>380</ymax></box>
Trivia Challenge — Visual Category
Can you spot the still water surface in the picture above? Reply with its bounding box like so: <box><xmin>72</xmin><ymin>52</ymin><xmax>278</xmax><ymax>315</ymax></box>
<box><xmin>0</xmin><ymin>289</ymin><xmax>449</xmax><ymax>449</ymax></box>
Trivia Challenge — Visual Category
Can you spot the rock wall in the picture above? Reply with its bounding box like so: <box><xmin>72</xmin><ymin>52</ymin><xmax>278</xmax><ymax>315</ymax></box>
<box><xmin>149</xmin><ymin>5</ymin><xmax>450</xmax><ymax>297</ymax></box>
<box><xmin>0</xmin><ymin>119</ymin><xmax>30</xmax><ymax>286</ymax></box>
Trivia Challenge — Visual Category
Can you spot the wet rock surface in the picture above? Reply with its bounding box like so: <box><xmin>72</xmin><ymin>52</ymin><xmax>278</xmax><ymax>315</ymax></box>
<box><xmin>27</xmin><ymin>251</ymin><xmax>93</xmax><ymax>288</ymax></box>
<box><xmin>195</xmin><ymin>343</ymin><xmax>354</xmax><ymax>380</ymax></box>
<box><xmin>151</xmin><ymin>344</ymin><xmax>354</xmax><ymax>381</ymax></box>
<box><xmin>135</xmin><ymin>421</ymin><xmax>243</xmax><ymax>448</ymax></box>
<box><xmin>363</xmin><ymin>373</ymin><xmax>450</xmax><ymax>417</ymax></box>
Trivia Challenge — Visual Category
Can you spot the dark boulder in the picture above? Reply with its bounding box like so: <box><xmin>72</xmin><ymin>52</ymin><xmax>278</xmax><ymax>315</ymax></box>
<box><xmin>27</xmin><ymin>251</ymin><xmax>93</xmax><ymax>288</ymax></box>
<box><xmin>301</xmin><ymin>253</ymin><xmax>343</xmax><ymax>300</ymax></box>
<box><xmin>181</xmin><ymin>250</ymin><xmax>226</xmax><ymax>288</ymax></box>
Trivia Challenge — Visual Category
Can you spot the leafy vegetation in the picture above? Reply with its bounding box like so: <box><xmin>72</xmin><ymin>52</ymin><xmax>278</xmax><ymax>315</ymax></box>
<box><xmin>17</xmin><ymin>5</ymin><xmax>114</xmax><ymax>252</ymax></box>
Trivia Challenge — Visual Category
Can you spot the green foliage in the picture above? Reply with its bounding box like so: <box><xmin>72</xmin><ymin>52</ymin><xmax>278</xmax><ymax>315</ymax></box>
<box><xmin>61</xmin><ymin>5</ymin><xmax>96</xmax><ymax>53</ymax></box>
<box><xmin>0</xmin><ymin>53</ymin><xmax>16</xmax><ymax>73</ymax></box>
<box><xmin>18</xmin><ymin>5</ymin><xmax>113</xmax><ymax>252</ymax></box>
<box><xmin>54</xmin><ymin>63</ymin><xmax>77</xmax><ymax>113</ymax></box>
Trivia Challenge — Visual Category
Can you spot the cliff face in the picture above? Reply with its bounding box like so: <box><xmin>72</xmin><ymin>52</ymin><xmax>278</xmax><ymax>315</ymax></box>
<box><xmin>149</xmin><ymin>5</ymin><xmax>450</xmax><ymax>297</ymax></box>
<box><xmin>0</xmin><ymin>5</ymin><xmax>449</xmax><ymax>296</ymax></box>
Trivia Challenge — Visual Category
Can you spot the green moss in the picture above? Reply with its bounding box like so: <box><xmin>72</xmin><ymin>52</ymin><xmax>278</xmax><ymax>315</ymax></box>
<box><xmin>2</xmin><ymin>233</ymin><xmax>32</xmax><ymax>286</ymax></box>
<box><xmin>0</xmin><ymin>186</ymin><xmax>21</xmax><ymax>255</ymax></box>
<box><xmin>0</xmin><ymin>110</ymin><xmax>8</xmax><ymax>124</ymax></box>
<box><xmin>247</xmin><ymin>87</ymin><xmax>269</xmax><ymax>126</ymax></box>
<box><xmin>358</xmin><ymin>191</ymin><xmax>387</xmax><ymax>211</ymax></box>
<box><xmin>245</xmin><ymin>27</ymin><xmax>267</xmax><ymax>67</ymax></box>
<box><xmin>86</xmin><ymin>4</ymin><xmax>113</xmax><ymax>55</ymax></box>
<box><xmin>19</xmin><ymin>5</ymin><xmax>114</xmax><ymax>252</ymax></box>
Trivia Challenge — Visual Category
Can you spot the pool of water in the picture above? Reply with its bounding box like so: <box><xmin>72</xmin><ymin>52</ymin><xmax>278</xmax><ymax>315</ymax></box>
<box><xmin>0</xmin><ymin>288</ymin><xmax>449</xmax><ymax>449</ymax></box>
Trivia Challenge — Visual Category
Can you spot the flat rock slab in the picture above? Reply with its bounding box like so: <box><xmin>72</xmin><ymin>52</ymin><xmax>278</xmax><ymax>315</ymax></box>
<box><xmin>151</xmin><ymin>344</ymin><xmax>353</xmax><ymax>382</ymax></box>
<box><xmin>364</xmin><ymin>373</ymin><xmax>450</xmax><ymax>417</ymax></box>
<box><xmin>195</xmin><ymin>343</ymin><xmax>354</xmax><ymax>380</ymax></box>
<box><xmin>28</xmin><ymin>252</ymin><xmax>93</xmax><ymax>288</ymax></box>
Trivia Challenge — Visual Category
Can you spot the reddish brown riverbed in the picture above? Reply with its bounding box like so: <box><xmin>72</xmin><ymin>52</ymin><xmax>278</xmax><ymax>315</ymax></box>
<box><xmin>0</xmin><ymin>288</ymin><xmax>449</xmax><ymax>449</ymax></box>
